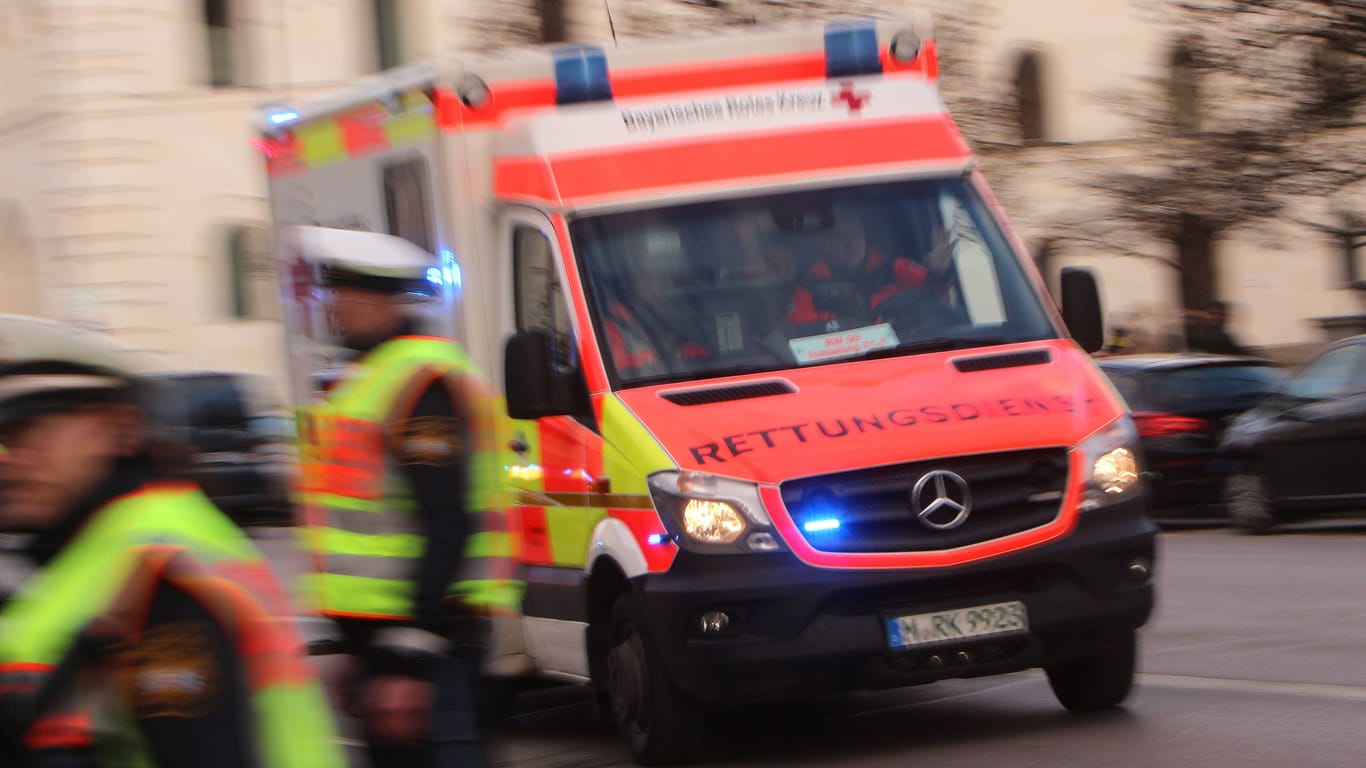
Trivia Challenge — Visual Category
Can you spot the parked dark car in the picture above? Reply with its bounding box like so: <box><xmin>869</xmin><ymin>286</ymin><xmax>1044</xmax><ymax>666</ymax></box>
<box><xmin>1218</xmin><ymin>335</ymin><xmax>1366</xmax><ymax>533</ymax></box>
<box><xmin>151</xmin><ymin>372</ymin><xmax>295</xmax><ymax>526</ymax></box>
<box><xmin>1097</xmin><ymin>354</ymin><xmax>1285</xmax><ymax>519</ymax></box>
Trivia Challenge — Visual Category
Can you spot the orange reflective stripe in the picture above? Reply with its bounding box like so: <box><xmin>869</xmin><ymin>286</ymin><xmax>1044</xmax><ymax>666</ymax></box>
<box><xmin>385</xmin><ymin>363</ymin><xmax>451</xmax><ymax>427</ymax></box>
<box><xmin>160</xmin><ymin>571</ymin><xmax>313</xmax><ymax>690</ymax></box>
<box><xmin>319</xmin><ymin>608</ymin><xmax>410</xmax><ymax>621</ymax></box>
<box><xmin>319</xmin><ymin>465</ymin><xmax>381</xmax><ymax>499</ymax></box>
<box><xmin>0</xmin><ymin>662</ymin><xmax>55</xmax><ymax>673</ymax></box>
<box><xmin>312</xmin><ymin>415</ymin><xmax>384</xmax><ymax>499</ymax></box>
<box><xmin>25</xmin><ymin>713</ymin><xmax>94</xmax><ymax>750</ymax></box>
<box><xmin>107</xmin><ymin>547</ymin><xmax>314</xmax><ymax>691</ymax></box>
<box><xmin>0</xmin><ymin>684</ymin><xmax>40</xmax><ymax>696</ymax></box>
<box><xmin>0</xmin><ymin>663</ymin><xmax>51</xmax><ymax>697</ymax></box>
<box><xmin>216</xmin><ymin>560</ymin><xmax>298</xmax><ymax>620</ymax></box>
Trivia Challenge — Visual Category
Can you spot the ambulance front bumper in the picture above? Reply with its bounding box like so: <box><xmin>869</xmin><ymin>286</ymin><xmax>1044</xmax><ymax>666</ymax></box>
<box><xmin>635</xmin><ymin>498</ymin><xmax>1157</xmax><ymax>705</ymax></box>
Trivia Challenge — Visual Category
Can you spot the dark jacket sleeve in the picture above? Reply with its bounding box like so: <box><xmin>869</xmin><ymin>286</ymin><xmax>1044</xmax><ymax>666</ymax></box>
<box><xmin>397</xmin><ymin>378</ymin><xmax>471</xmax><ymax>634</ymax></box>
<box><xmin>130</xmin><ymin>579</ymin><xmax>256</xmax><ymax>768</ymax></box>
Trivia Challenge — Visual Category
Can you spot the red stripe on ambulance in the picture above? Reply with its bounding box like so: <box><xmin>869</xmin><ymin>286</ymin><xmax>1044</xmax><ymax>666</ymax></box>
<box><xmin>494</xmin><ymin>117</ymin><xmax>969</xmax><ymax>207</ymax></box>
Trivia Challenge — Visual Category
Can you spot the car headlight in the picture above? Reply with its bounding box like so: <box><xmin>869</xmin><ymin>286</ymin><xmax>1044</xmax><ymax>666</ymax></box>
<box><xmin>647</xmin><ymin>471</ymin><xmax>782</xmax><ymax>553</ymax></box>
<box><xmin>1073</xmin><ymin>415</ymin><xmax>1144</xmax><ymax>510</ymax></box>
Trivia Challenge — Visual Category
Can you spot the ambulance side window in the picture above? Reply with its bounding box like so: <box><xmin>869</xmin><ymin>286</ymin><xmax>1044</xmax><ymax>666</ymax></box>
<box><xmin>514</xmin><ymin>226</ymin><xmax>575</xmax><ymax>370</ymax></box>
<box><xmin>382</xmin><ymin>156</ymin><xmax>434</xmax><ymax>254</ymax></box>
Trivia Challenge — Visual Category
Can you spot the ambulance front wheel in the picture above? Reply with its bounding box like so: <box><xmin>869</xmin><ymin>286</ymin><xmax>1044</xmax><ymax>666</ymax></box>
<box><xmin>606</xmin><ymin>592</ymin><xmax>707</xmax><ymax>765</ymax></box>
<box><xmin>1045</xmin><ymin>630</ymin><xmax>1137</xmax><ymax>712</ymax></box>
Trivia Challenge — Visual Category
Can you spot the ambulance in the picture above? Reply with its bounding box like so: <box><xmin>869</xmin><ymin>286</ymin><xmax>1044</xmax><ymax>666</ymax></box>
<box><xmin>259</xmin><ymin>14</ymin><xmax>1157</xmax><ymax>764</ymax></box>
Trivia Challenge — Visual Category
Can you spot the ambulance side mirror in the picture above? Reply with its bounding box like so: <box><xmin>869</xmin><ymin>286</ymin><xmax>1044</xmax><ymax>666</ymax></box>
<box><xmin>1060</xmin><ymin>267</ymin><xmax>1104</xmax><ymax>354</ymax></box>
<box><xmin>504</xmin><ymin>330</ymin><xmax>581</xmax><ymax>420</ymax></box>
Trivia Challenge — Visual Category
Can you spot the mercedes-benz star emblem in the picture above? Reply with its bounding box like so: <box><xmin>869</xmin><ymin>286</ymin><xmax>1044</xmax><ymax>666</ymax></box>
<box><xmin>911</xmin><ymin>470</ymin><xmax>972</xmax><ymax>531</ymax></box>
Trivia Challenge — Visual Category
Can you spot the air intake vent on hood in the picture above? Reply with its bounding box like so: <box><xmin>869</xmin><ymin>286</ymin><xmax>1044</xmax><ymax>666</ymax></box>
<box><xmin>659</xmin><ymin>380</ymin><xmax>796</xmax><ymax>406</ymax></box>
<box><xmin>952</xmin><ymin>349</ymin><xmax>1052</xmax><ymax>373</ymax></box>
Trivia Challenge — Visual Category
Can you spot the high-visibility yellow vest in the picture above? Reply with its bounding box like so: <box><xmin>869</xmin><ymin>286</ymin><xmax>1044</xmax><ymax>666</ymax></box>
<box><xmin>298</xmin><ymin>335</ymin><xmax>522</xmax><ymax>620</ymax></box>
<box><xmin>0</xmin><ymin>482</ymin><xmax>344</xmax><ymax>768</ymax></box>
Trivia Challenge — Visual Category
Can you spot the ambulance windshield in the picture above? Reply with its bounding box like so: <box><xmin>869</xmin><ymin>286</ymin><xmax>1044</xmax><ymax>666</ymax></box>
<box><xmin>571</xmin><ymin>177</ymin><xmax>1057</xmax><ymax>387</ymax></box>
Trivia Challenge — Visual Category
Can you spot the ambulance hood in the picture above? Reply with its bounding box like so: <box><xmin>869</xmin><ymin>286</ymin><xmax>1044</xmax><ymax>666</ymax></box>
<box><xmin>613</xmin><ymin>340</ymin><xmax>1122</xmax><ymax>486</ymax></box>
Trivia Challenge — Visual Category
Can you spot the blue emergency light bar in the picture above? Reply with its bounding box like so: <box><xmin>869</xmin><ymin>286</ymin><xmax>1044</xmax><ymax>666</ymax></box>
<box><xmin>824</xmin><ymin>20</ymin><xmax>883</xmax><ymax>78</ymax></box>
<box><xmin>554</xmin><ymin>44</ymin><xmax>614</xmax><ymax>105</ymax></box>
<box><xmin>549</xmin><ymin>21</ymin><xmax>883</xmax><ymax>107</ymax></box>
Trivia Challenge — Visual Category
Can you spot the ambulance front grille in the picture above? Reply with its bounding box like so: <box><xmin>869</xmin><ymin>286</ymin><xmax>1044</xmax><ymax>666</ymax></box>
<box><xmin>780</xmin><ymin>448</ymin><xmax>1069</xmax><ymax>554</ymax></box>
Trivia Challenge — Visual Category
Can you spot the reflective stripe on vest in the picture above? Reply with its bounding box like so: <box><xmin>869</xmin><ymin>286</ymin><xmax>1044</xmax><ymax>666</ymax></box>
<box><xmin>0</xmin><ymin>484</ymin><xmax>344</xmax><ymax>768</ymax></box>
<box><xmin>298</xmin><ymin>336</ymin><xmax>522</xmax><ymax>619</ymax></box>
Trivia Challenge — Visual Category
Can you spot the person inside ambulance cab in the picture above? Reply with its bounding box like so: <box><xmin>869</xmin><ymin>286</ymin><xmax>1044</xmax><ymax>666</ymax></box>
<box><xmin>787</xmin><ymin>202</ymin><xmax>956</xmax><ymax>336</ymax></box>
<box><xmin>602</xmin><ymin>227</ymin><xmax>710</xmax><ymax>378</ymax></box>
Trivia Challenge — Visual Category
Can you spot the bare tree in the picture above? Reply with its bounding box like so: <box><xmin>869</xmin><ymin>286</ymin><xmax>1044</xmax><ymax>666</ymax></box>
<box><xmin>1068</xmin><ymin>0</ymin><xmax>1366</xmax><ymax>312</ymax></box>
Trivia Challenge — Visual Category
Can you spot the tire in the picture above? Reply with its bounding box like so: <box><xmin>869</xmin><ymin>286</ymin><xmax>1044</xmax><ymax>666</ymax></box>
<box><xmin>605</xmin><ymin>592</ymin><xmax>707</xmax><ymax>765</ymax></box>
<box><xmin>1224</xmin><ymin>471</ymin><xmax>1277</xmax><ymax>535</ymax></box>
<box><xmin>1045</xmin><ymin>631</ymin><xmax>1137</xmax><ymax>712</ymax></box>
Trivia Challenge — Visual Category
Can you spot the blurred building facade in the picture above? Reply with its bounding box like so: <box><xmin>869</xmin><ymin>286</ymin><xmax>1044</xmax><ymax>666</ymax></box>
<box><xmin>0</xmin><ymin>0</ymin><xmax>1361</xmax><ymax>396</ymax></box>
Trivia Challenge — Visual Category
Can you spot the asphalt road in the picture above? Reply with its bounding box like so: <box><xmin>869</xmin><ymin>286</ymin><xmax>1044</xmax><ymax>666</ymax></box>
<box><xmin>6</xmin><ymin>522</ymin><xmax>1364</xmax><ymax>767</ymax></box>
<box><xmin>248</xmin><ymin>520</ymin><xmax>1366</xmax><ymax>768</ymax></box>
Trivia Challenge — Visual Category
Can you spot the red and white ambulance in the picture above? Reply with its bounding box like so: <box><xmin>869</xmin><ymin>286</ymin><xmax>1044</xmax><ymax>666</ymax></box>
<box><xmin>260</xmin><ymin>14</ymin><xmax>1156</xmax><ymax>764</ymax></box>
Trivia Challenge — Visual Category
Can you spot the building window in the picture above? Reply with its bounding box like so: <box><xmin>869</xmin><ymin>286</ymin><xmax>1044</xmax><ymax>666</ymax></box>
<box><xmin>205</xmin><ymin>0</ymin><xmax>233</xmax><ymax>87</ymax></box>
<box><xmin>1013</xmin><ymin>51</ymin><xmax>1046</xmax><ymax>143</ymax></box>
<box><xmin>227</xmin><ymin>225</ymin><xmax>278</xmax><ymax>320</ymax></box>
<box><xmin>374</xmin><ymin>0</ymin><xmax>402</xmax><ymax>70</ymax></box>
<box><xmin>1168</xmin><ymin>41</ymin><xmax>1201</xmax><ymax>133</ymax></box>
<box><xmin>1340</xmin><ymin>213</ymin><xmax>1364</xmax><ymax>288</ymax></box>
<box><xmin>539</xmin><ymin>0</ymin><xmax>567</xmax><ymax>43</ymax></box>
<box><xmin>1312</xmin><ymin>37</ymin><xmax>1353</xmax><ymax>121</ymax></box>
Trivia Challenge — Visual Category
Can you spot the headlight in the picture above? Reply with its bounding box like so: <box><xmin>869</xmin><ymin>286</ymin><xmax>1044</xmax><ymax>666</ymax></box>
<box><xmin>647</xmin><ymin>471</ymin><xmax>782</xmax><ymax>553</ymax></box>
<box><xmin>1074</xmin><ymin>416</ymin><xmax>1144</xmax><ymax>510</ymax></box>
<box><xmin>681</xmin><ymin>499</ymin><xmax>746</xmax><ymax>544</ymax></box>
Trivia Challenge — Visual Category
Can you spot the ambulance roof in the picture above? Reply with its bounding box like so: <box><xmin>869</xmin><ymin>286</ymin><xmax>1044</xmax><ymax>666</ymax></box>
<box><xmin>259</xmin><ymin>15</ymin><xmax>935</xmax><ymax>129</ymax></box>
<box><xmin>258</xmin><ymin>14</ymin><xmax>973</xmax><ymax>209</ymax></box>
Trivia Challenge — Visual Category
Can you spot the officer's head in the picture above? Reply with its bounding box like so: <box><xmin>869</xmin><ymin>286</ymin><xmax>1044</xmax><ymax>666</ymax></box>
<box><xmin>296</xmin><ymin>227</ymin><xmax>438</xmax><ymax>351</ymax></box>
<box><xmin>0</xmin><ymin>316</ymin><xmax>150</xmax><ymax>530</ymax></box>
<box><xmin>821</xmin><ymin>205</ymin><xmax>868</xmax><ymax>272</ymax></box>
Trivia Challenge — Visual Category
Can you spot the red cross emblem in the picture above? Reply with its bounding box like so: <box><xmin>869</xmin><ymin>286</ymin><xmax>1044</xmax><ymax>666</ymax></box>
<box><xmin>833</xmin><ymin>82</ymin><xmax>871</xmax><ymax>115</ymax></box>
<box><xmin>288</xmin><ymin>257</ymin><xmax>317</xmax><ymax>335</ymax></box>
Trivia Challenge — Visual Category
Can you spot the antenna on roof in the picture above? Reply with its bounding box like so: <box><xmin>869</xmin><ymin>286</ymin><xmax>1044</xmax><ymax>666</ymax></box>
<box><xmin>604</xmin><ymin>0</ymin><xmax>619</xmax><ymax>46</ymax></box>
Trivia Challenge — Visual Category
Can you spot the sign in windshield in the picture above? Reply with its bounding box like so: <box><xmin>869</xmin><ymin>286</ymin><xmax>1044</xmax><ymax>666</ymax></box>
<box><xmin>570</xmin><ymin>177</ymin><xmax>1056</xmax><ymax>387</ymax></box>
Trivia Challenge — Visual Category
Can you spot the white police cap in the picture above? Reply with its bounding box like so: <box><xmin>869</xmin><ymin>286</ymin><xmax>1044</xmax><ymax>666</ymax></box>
<box><xmin>292</xmin><ymin>226</ymin><xmax>436</xmax><ymax>281</ymax></box>
<box><xmin>0</xmin><ymin>315</ymin><xmax>150</xmax><ymax>414</ymax></box>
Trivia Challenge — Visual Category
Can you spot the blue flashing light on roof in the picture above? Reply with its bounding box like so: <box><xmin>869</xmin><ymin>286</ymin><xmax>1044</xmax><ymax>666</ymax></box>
<box><xmin>266</xmin><ymin>108</ymin><xmax>300</xmax><ymax>126</ymax></box>
<box><xmin>439</xmin><ymin>251</ymin><xmax>462</xmax><ymax>293</ymax></box>
<box><xmin>553</xmin><ymin>44</ymin><xmax>613</xmax><ymax>105</ymax></box>
<box><xmin>824</xmin><ymin>20</ymin><xmax>883</xmax><ymax>79</ymax></box>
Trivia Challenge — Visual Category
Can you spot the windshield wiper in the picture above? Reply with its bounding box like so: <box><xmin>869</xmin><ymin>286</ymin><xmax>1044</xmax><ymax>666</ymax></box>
<box><xmin>853</xmin><ymin>336</ymin><xmax>1029</xmax><ymax>362</ymax></box>
<box><xmin>620</xmin><ymin>363</ymin><xmax>787</xmax><ymax>389</ymax></box>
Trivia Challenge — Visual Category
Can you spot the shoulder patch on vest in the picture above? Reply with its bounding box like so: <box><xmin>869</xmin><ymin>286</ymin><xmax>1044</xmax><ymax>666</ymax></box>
<box><xmin>131</xmin><ymin>621</ymin><xmax>222</xmax><ymax>718</ymax></box>
<box><xmin>394</xmin><ymin>415</ymin><xmax>464</xmax><ymax>466</ymax></box>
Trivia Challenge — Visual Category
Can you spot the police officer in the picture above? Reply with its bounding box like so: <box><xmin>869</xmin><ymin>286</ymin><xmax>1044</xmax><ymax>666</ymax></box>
<box><xmin>0</xmin><ymin>314</ymin><xmax>344</xmax><ymax>768</ymax></box>
<box><xmin>292</xmin><ymin>227</ymin><xmax>521</xmax><ymax>768</ymax></box>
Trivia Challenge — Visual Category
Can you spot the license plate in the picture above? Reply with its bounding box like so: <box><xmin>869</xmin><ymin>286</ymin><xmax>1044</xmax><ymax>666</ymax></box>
<box><xmin>886</xmin><ymin>601</ymin><xmax>1028</xmax><ymax>650</ymax></box>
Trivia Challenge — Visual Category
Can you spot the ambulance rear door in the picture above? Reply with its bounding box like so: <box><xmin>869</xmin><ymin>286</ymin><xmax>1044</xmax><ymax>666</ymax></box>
<box><xmin>259</xmin><ymin>69</ymin><xmax>461</xmax><ymax>409</ymax></box>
